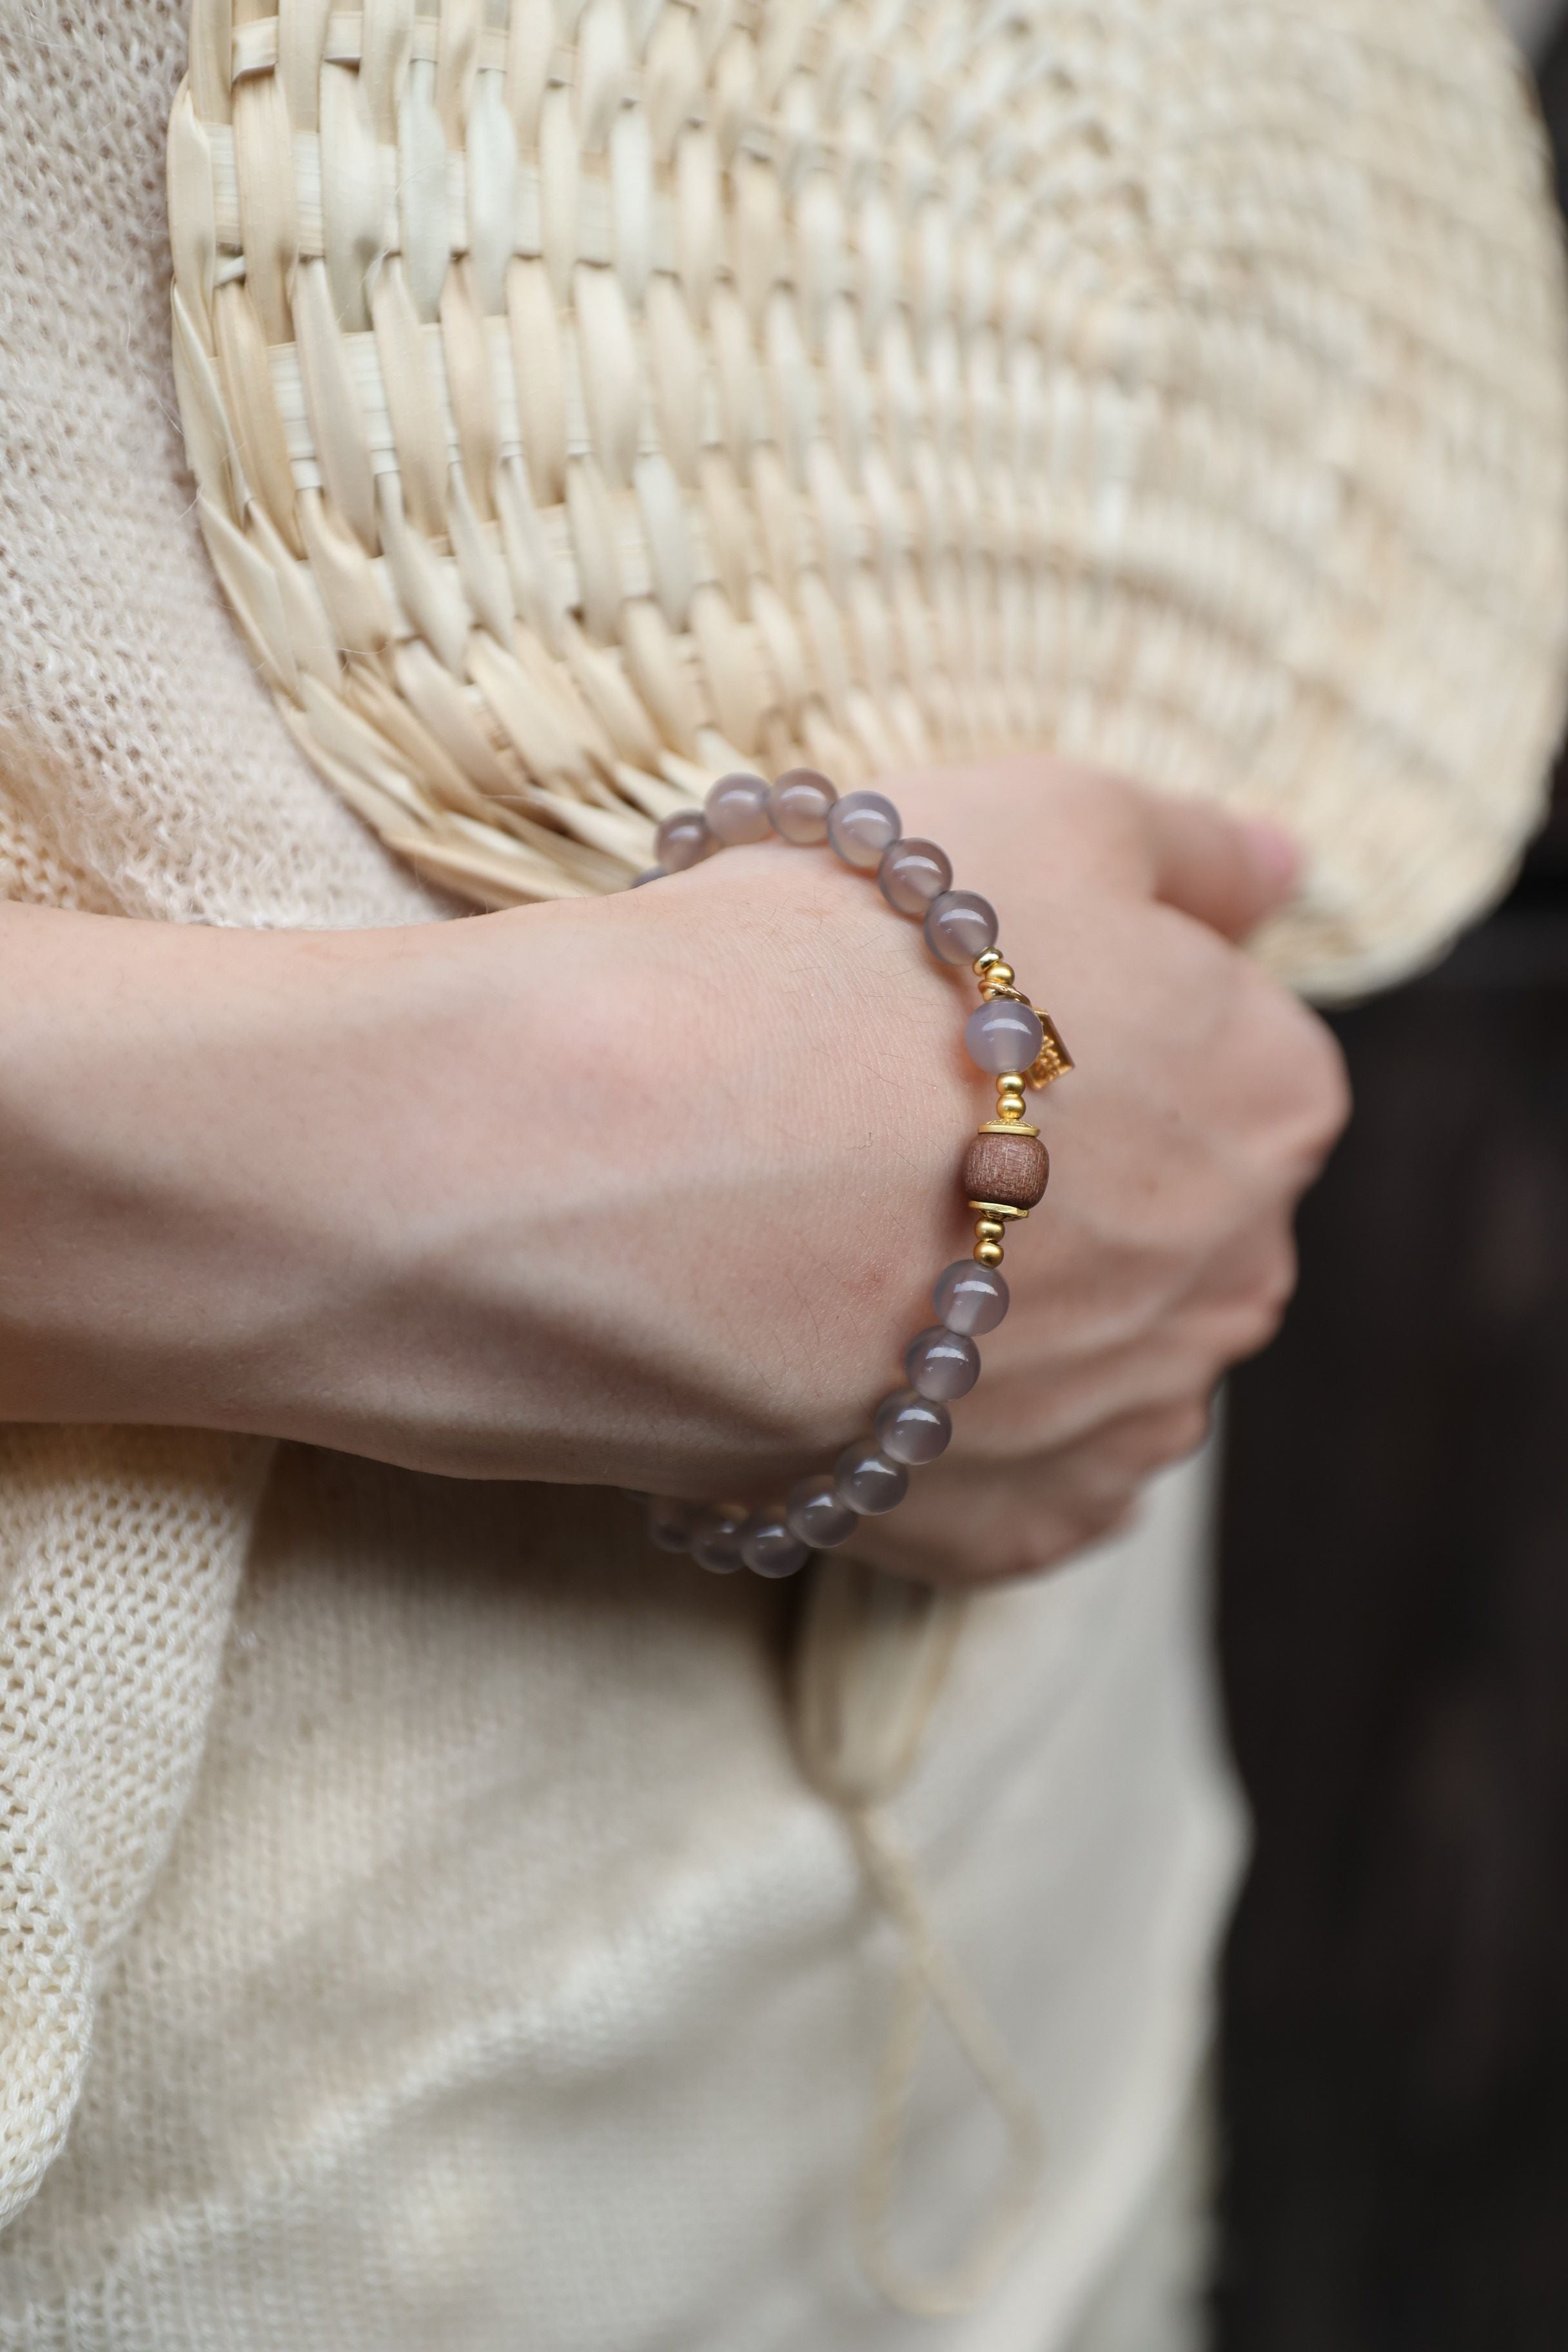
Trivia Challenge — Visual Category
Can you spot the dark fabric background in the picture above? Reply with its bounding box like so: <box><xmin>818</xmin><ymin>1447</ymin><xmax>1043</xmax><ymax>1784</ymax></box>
<box><xmin>1214</xmin><ymin>44</ymin><xmax>1568</xmax><ymax>2349</ymax></box>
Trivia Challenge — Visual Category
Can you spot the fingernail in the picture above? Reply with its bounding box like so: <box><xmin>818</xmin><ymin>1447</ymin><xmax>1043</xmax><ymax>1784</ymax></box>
<box><xmin>1240</xmin><ymin>817</ymin><xmax>1300</xmax><ymax>896</ymax></box>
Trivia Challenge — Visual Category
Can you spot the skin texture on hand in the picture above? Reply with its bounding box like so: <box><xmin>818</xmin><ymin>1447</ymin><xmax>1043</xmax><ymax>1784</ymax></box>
<box><xmin>0</xmin><ymin>760</ymin><xmax>1348</xmax><ymax>1586</ymax></box>
<box><xmin>862</xmin><ymin>763</ymin><xmax>1348</xmax><ymax>1582</ymax></box>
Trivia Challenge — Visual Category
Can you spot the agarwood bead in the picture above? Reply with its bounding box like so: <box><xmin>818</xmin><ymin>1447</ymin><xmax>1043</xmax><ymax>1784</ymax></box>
<box><xmin>962</xmin><ymin>1129</ymin><xmax>1050</xmax><ymax>1210</ymax></box>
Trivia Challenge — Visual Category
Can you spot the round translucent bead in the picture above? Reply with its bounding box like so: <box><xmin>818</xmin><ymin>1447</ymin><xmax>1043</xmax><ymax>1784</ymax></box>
<box><xmin>739</xmin><ymin>1508</ymin><xmax>812</xmax><ymax>1578</ymax></box>
<box><xmin>925</xmin><ymin>888</ymin><xmax>999</xmax><ymax>965</ymax></box>
<box><xmin>629</xmin><ymin>867</ymin><xmax>665</xmax><ymax>888</ymax></box>
<box><xmin>878</xmin><ymin>837</ymin><xmax>952</xmax><ymax>915</ymax></box>
<box><xmin>689</xmin><ymin>1504</ymin><xmax>746</xmax><ymax>1573</ymax></box>
<box><xmin>874</xmin><ymin>1389</ymin><xmax>952</xmax><ymax>1465</ymax></box>
<box><xmin>965</xmin><ymin>997</ymin><xmax>1044</xmax><ymax>1075</ymax></box>
<box><xmin>833</xmin><ymin>1442</ymin><xmax>909</xmax><ymax>1516</ymax></box>
<box><xmin>904</xmin><ymin>1324</ymin><xmax>981</xmax><ymax>1401</ymax></box>
<box><xmin>646</xmin><ymin>1497</ymin><xmax>700</xmax><ymax>1553</ymax></box>
<box><xmin>705</xmin><ymin>770</ymin><xmax>774</xmax><ymax>844</ymax></box>
<box><xmin>932</xmin><ymin>1259</ymin><xmax>1010</xmax><ymax>1335</ymax></box>
<box><xmin>654</xmin><ymin>808</ymin><xmax>711</xmax><ymax>871</ymax></box>
<box><xmin>827</xmin><ymin>789</ymin><xmax>901</xmax><ymax>870</ymax></box>
<box><xmin>785</xmin><ymin>1475</ymin><xmax>859</xmax><ymax>1549</ymax></box>
<box><xmin>769</xmin><ymin>767</ymin><xmax>838</xmax><ymax>843</ymax></box>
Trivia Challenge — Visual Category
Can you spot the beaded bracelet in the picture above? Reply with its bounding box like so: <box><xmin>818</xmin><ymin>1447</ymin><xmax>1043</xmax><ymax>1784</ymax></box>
<box><xmin>633</xmin><ymin>767</ymin><xmax>1073</xmax><ymax>1581</ymax></box>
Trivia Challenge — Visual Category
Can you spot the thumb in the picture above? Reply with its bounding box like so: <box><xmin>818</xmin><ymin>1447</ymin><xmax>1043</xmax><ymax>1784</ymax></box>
<box><xmin>1137</xmin><ymin>795</ymin><xmax>1300</xmax><ymax>942</ymax></box>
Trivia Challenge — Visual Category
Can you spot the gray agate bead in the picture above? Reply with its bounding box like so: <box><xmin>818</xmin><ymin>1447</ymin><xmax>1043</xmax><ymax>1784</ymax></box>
<box><xmin>933</xmin><ymin>1259</ymin><xmax>1010</xmax><ymax>1335</ymax></box>
<box><xmin>646</xmin><ymin>1497</ymin><xmax>700</xmax><ymax>1552</ymax></box>
<box><xmin>833</xmin><ymin>1442</ymin><xmax>909</xmax><ymax>1515</ymax></box>
<box><xmin>827</xmin><ymin>790</ymin><xmax>901</xmax><ymax>870</ymax></box>
<box><xmin>629</xmin><ymin>867</ymin><xmax>665</xmax><ymax>888</ymax></box>
<box><xmin>654</xmin><ymin>807</ymin><xmax>711</xmax><ymax>871</ymax></box>
<box><xmin>904</xmin><ymin>1324</ymin><xmax>981</xmax><ymax>1401</ymax></box>
<box><xmin>924</xmin><ymin>888</ymin><xmax>999</xmax><ymax>965</ymax></box>
<box><xmin>738</xmin><ymin>1508</ymin><xmax>812</xmax><ymax>1578</ymax></box>
<box><xmin>689</xmin><ymin>1504</ymin><xmax>747</xmax><ymax>1573</ymax></box>
<box><xmin>878</xmin><ymin>838</ymin><xmax>952</xmax><ymax>915</ymax></box>
<box><xmin>769</xmin><ymin>768</ymin><xmax>838</xmax><ymax>843</ymax></box>
<box><xmin>785</xmin><ymin>1475</ymin><xmax>859</xmax><ymax>1549</ymax></box>
<box><xmin>874</xmin><ymin>1389</ymin><xmax>952</xmax><ymax>1465</ymax></box>
<box><xmin>705</xmin><ymin>770</ymin><xmax>774</xmax><ymax>844</ymax></box>
<box><xmin>965</xmin><ymin>997</ymin><xmax>1044</xmax><ymax>1074</ymax></box>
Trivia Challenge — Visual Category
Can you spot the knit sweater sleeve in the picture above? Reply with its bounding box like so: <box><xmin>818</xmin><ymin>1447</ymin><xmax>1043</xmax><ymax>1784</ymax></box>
<box><xmin>0</xmin><ymin>5</ymin><xmax>444</xmax><ymax>2230</ymax></box>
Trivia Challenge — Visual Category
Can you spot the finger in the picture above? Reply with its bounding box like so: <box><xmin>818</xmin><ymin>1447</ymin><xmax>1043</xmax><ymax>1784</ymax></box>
<box><xmin>1137</xmin><ymin>794</ymin><xmax>1300</xmax><ymax>942</ymax></box>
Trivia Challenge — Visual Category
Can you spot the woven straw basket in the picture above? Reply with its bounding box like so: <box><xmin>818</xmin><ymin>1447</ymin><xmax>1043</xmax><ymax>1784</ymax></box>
<box><xmin>169</xmin><ymin>0</ymin><xmax>1568</xmax><ymax>1000</ymax></box>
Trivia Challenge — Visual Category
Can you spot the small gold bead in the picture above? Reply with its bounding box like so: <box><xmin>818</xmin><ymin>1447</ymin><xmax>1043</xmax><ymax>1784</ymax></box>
<box><xmin>974</xmin><ymin>950</ymin><xmax>1002</xmax><ymax>975</ymax></box>
<box><xmin>997</xmin><ymin>1072</ymin><xmax>1027</xmax><ymax>1105</ymax></box>
<box><xmin>974</xmin><ymin>1215</ymin><xmax>1005</xmax><ymax>1246</ymax></box>
<box><xmin>997</xmin><ymin>1099</ymin><xmax>1026</xmax><ymax>1122</ymax></box>
<box><xmin>974</xmin><ymin>1237</ymin><xmax>1006</xmax><ymax>1268</ymax></box>
<box><xmin>983</xmin><ymin>961</ymin><xmax>1015</xmax><ymax>991</ymax></box>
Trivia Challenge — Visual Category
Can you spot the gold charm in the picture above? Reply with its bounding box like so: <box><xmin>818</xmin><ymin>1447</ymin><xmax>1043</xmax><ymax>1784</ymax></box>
<box><xmin>1028</xmin><ymin>1011</ymin><xmax>1073</xmax><ymax>1089</ymax></box>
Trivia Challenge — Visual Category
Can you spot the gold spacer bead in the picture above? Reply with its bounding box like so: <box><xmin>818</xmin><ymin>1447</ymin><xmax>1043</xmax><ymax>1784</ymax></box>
<box><xmin>997</xmin><ymin>1099</ymin><xmax>1026</xmax><ymax>1121</ymax></box>
<box><xmin>997</xmin><ymin>1071</ymin><xmax>1026</xmax><ymax>1093</ymax></box>
<box><xmin>983</xmin><ymin>961</ymin><xmax>1015</xmax><ymax>991</ymax></box>
<box><xmin>974</xmin><ymin>950</ymin><xmax>1002</xmax><ymax>975</ymax></box>
<box><xmin>974</xmin><ymin>1215</ymin><xmax>1006</xmax><ymax>1247</ymax></box>
<box><xmin>973</xmin><ymin>1237</ymin><xmax>1006</xmax><ymax>1268</ymax></box>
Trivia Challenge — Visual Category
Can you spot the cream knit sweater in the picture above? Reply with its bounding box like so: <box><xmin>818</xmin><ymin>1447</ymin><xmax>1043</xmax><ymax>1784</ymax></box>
<box><xmin>0</xmin><ymin>4</ymin><xmax>1562</xmax><ymax>2347</ymax></box>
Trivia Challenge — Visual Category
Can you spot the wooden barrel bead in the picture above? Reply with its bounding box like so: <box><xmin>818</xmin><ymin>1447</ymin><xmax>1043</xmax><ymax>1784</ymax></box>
<box><xmin>962</xmin><ymin>1129</ymin><xmax>1050</xmax><ymax>1211</ymax></box>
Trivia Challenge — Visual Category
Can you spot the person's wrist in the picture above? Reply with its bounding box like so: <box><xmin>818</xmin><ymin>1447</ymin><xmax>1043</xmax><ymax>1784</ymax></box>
<box><xmin>547</xmin><ymin>843</ymin><xmax>977</xmax><ymax>1463</ymax></box>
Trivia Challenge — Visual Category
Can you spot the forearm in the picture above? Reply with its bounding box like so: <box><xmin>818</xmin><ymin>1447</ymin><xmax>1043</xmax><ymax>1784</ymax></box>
<box><xmin>0</xmin><ymin>901</ymin><xmax>422</xmax><ymax>1431</ymax></box>
<box><xmin>0</xmin><ymin>868</ymin><xmax>964</xmax><ymax>1475</ymax></box>
<box><xmin>0</xmin><ymin>760</ymin><xmax>1344</xmax><ymax>1586</ymax></box>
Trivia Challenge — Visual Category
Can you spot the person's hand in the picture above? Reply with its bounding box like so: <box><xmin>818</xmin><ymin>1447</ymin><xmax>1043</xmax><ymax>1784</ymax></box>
<box><xmin>850</xmin><ymin>760</ymin><xmax>1349</xmax><ymax>1582</ymax></box>
<box><xmin>0</xmin><ymin>758</ymin><xmax>1346</xmax><ymax>1587</ymax></box>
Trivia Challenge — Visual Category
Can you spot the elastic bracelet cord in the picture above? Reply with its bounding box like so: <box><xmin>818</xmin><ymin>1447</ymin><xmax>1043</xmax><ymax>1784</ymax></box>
<box><xmin>632</xmin><ymin>767</ymin><xmax>1073</xmax><ymax>1579</ymax></box>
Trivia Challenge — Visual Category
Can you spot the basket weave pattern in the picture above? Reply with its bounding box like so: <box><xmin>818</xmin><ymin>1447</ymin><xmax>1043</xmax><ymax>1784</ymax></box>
<box><xmin>170</xmin><ymin>0</ymin><xmax>1568</xmax><ymax>992</ymax></box>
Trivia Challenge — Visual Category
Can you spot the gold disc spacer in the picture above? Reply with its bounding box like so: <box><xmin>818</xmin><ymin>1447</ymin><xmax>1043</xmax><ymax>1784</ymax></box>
<box><xmin>967</xmin><ymin>1198</ymin><xmax>1030</xmax><ymax>1220</ymax></box>
<box><xmin>977</xmin><ymin>1119</ymin><xmax>1039</xmax><ymax>1138</ymax></box>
